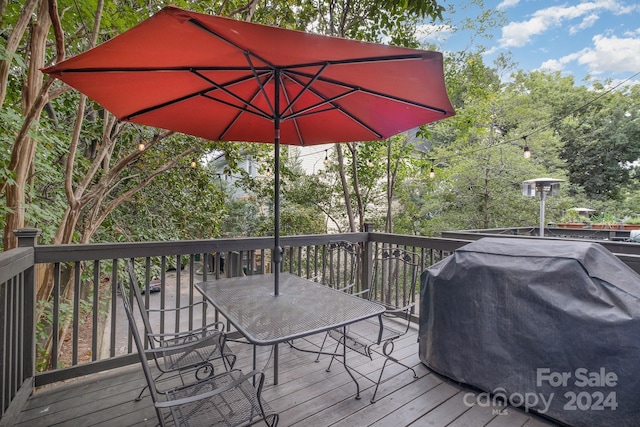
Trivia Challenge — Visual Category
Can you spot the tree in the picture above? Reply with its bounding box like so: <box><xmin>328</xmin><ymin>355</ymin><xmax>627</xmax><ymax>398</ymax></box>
<box><xmin>557</xmin><ymin>84</ymin><xmax>640</xmax><ymax>200</ymax></box>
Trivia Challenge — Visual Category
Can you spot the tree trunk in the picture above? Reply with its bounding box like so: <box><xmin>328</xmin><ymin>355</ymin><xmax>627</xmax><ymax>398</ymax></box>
<box><xmin>0</xmin><ymin>0</ymin><xmax>39</xmax><ymax>110</ymax></box>
<box><xmin>336</xmin><ymin>144</ymin><xmax>356</xmax><ymax>232</ymax></box>
<box><xmin>347</xmin><ymin>143</ymin><xmax>365</xmax><ymax>232</ymax></box>
<box><xmin>3</xmin><ymin>0</ymin><xmax>51</xmax><ymax>250</ymax></box>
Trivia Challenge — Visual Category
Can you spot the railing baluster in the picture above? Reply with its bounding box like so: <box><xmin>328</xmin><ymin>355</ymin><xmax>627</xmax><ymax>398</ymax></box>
<box><xmin>110</xmin><ymin>259</ymin><xmax>118</xmax><ymax>358</ymax></box>
<box><xmin>175</xmin><ymin>255</ymin><xmax>181</xmax><ymax>335</ymax></box>
<box><xmin>160</xmin><ymin>256</ymin><xmax>166</xmax><ymax>335</ymax></box>
<box><xmin>189</xmin><ymin>255</ymin><xmax>195</xmax><ymax>331</ymax></box>
<box><xmin>72</xmin><ymin>261</ymin><xmax>80</xmax><ymax>366</ymax></box>
<box><xmin>92</xmin><ymin>261</ymin><xmax>99</xmax><ymax>362</ymax></box>
<box><xmin>8</xmin><ymin>277</ymin><xmax>15</xmax><ymax>405</ymax></box>
<box><xmin>51</xmin><ymin>263</ymin><xmax>60</xmax><ymax>369</ymax></box>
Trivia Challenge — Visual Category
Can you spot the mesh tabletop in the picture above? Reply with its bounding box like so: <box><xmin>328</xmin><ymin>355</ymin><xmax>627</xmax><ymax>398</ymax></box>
<box><xmin>196</xmin><ymin>273</ymin><xmax>385</xmax><ymax>345</ymax></box>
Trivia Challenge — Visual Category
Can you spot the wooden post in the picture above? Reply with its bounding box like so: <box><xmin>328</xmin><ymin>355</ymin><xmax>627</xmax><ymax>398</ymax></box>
<box><xmin>361</xmin><ymin>223</ymin><xmax>375</xmax><ymax>294</ymax></box>
<box><xmin>14</xmin><ymin>228</ymin><xmax>40</xmax><ymax>380</ymax></box>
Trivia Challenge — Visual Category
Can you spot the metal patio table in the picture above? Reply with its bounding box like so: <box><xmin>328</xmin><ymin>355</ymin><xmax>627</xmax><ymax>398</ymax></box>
<box><xmin>195</xmin><ymin>272</ymin><xmax>385</xmax><ymax>398</ymax></box>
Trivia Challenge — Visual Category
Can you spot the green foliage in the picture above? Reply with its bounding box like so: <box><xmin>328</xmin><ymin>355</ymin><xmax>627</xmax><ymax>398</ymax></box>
<box><xmin>4</xmin><ymin>0</ymin><xmax>640</xmax><ymax>253</ymax></box>
<box><xmin>557</xmin><ymin>85</ymin><xmax>640</xmax><ymax>200</ymax></box>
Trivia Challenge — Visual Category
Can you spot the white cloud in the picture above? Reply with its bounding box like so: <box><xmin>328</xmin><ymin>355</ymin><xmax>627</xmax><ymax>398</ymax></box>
<box><xmin>578</xmin><ymin>34</ymin><xmax>640</xmax><ymax>74</ymax></box>
<box><xmin>539</xmin><ymin>59</ymin><xmax>564</xmax><ymax>72</ymax></box>
<box><xmin>624</xmin><ymin>28</ymin><xmax>640</xmax><ymax>37</ymax></box>
<box><xmin>497</xmin><ymin>0</ymin><xmax>520</xmax><ymax>10</ymax></box>
<box><xmin>537</xmin><ymin>34</ymin><xmax>640</xmax><ymax>75</ymax></box>
<box><xmin>569</xmin><ymin>13</ymin><xmax>599</xmax><ymax>35</ymax></box>
<box><xmin>499</xmin><ymin>0</ymin><xmax>633</xmax><ymax>48</ymax></box>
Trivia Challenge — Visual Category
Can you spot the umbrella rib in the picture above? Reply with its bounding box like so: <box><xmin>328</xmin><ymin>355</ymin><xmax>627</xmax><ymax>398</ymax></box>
<box><xmin>245</xmin><ymin>53</ymin><xmax>276</xmax><ymax>118</ymax></box>
<box><xmin>287</xmin><ymin>69</ymin><xmax>449</xmax><ymax>115</ymax></box>
<box><xmin>191</xmin><ymin>69</ymin><xmax>271</xmax><ymax>118</ymax></box>
<box><xmin>282</xmin><ymin>63</ymin><xmax>329</xmax><ymax>115</ymax></box>
<box><xmin>277</xmin><ymin>73</ymin><xmax>305</xmax><ymax>145</ymax></box>
<box><xmin>122</xmin><ymin>68</ymin><xmax>273</xmax><ymax>121</ymax></box>
<box><xmin>281</xmin><ymin>88</ymin><xmax>356</xmax><ymax>121</ymax></box>
<box><xmin>281</xmin><ymin>53</ymin><xmax>427</xmax><ymax>70</ymax></box>
<box><xmin>214</xmin><ymin>77</ymin><xmax>274</xmax><ymax>141</ymax></box>
<box><xmin>187</xmin><ymin>17</ymin><xmax>280</xmax><ymax>72</ymax></box>
<box><xmin>283</xmin><ymin>72</ymin><xmax>383</xmax><ymax>139</ymax></box>
<box><xmin>123</xmin><ymin>90</ymin><xmax>204</xmax><ymax>120</ymax></box>
<box><xmin>186</xmin><ymin>15</ymin><xmax>427</xmax><ymax>71</ymax></box>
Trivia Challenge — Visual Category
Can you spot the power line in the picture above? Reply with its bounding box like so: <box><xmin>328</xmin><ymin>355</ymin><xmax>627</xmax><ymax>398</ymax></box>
<box><xmin>431</xmin><ymin>70</ymin><xmax>640</xmax><ymax>163</ymax></box>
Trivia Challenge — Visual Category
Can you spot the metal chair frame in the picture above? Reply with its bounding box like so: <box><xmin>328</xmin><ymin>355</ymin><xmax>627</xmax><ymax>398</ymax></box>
<box><xmin>325</xmin><ymin>247</ymin><xmax>421</xmax><ymax>403</ymax></box>
<box><xmin>311</xmin><ymin>241</ymin><xmax>367</xmax><ymax>361</ymax></box>
<box><xmin>126</xmin><ymin>259</ymin><xmax>236</xmax><ymax>400</ymax></box>
<box><xmin>120</xmin><ymin>281</ymin><xmax>278</xmax><ymax>426</ymax></box>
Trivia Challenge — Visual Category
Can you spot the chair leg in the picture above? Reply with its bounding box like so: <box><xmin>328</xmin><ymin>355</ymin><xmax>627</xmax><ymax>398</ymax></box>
<box><xmin>135</xmin><ymin>384</ymin><xmax>148</xmax><ymax>401</ymax></box>
<box><xmin>314</xmin><ymin>332</ymin><xmax>330</xmax><ymax>362</ymax></box>
<box><xmin>325</xmin><ymin>337</ymin><xmax>343</xmax><ymax>372</ymax></box>
<box><xmin>370</xmin><ymin>355</ymin><xmax>418</xmax><ymax>403</ymax></box>
<box><xmin>325</xmin><ymin>333</ymin><xmax>362</xmax><ymax>400</ymax></box>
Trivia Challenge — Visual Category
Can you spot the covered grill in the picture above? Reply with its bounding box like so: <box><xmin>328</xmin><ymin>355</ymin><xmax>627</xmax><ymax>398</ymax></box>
<box><xmin>419</xmin><ymin>237</ymin><xmax>640</xmax><ymax>426</ymax></box>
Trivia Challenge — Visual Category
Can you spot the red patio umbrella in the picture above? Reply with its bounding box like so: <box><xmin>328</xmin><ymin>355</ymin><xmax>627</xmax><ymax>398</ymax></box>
<box><xmin>43</xmin><ymin>6</ymin><xmax>455</xmax><ymax>294</ymax></box>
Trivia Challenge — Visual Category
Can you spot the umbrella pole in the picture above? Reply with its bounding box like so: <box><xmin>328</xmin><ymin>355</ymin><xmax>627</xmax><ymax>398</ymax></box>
<box><xmin>273</xmin><ymin>71</ymin><xmax>282</xmax><ymax>297</ymax></box>
<box><xmin>274</xmin><ymin>131</ymin><xmax>281</xmax><ymax>296</ymax></box>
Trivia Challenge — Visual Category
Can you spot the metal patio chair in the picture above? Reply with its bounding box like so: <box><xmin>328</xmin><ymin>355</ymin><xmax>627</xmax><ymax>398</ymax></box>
<box><xmin>316</xmin><ymin>240</ymin><xmax>362</xmax><ymax>292</ymax></box>
<box><xmin>325</xmin><ymin>247</ymin><xmax>421</xmax><ymax>403</ymax></box>
<box><xmin>311</xmin><ymin>241</ymin><xmax>368</xmax><ymax>361</ymax></box>
<box><xmin>121</xmin><ymin>283</ymin><xmax>279</xmax><ymax>427</ymax></box>
<box><xmin>125</xmin><ymin>260</ymin><xmax>236</xmax><ymax>400</ymax></box>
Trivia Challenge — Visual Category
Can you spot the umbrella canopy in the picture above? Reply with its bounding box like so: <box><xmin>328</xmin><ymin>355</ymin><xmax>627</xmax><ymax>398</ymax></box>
<box><xmin>43</xmin><ymin>5</ymin><xmax>455</xmax><ymax>294</ymax></box>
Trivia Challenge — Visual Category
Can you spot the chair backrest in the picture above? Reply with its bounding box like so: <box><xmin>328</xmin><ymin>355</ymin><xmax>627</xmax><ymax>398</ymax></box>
<box><xmin>322</xmin><ymin>240</ymin><xmax>361</xmax><ymax>292</ymax></box>
<box><xmin>126</xmin><ymin>259</ymin><xmax>158</xmax><ymax>350</ymax></box>
<box><xmin>119</xmin><ymin>281</ymin><xmax>165</xmax><ymax>420</ymax></box>
<box><xmin>370</xmin><ymin>247</ymin><xmax>421</xmax><ymax>311</ymax></box>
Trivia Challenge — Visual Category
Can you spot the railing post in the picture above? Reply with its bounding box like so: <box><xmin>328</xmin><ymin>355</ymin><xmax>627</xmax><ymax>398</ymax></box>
<box><xmin>14</xmin><ymin>228</ymin><xmax>40</xmax><ymax>380</ymax></box>
<box><xmin>361</xmin><ymin>223</ymin><xmax>375</xmax><ymax>294</ymax></box>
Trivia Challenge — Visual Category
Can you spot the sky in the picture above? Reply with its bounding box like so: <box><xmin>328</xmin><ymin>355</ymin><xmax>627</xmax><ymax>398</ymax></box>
<box><xmin>422</xmin><ymin>0</ymin><xmax>640</xmax><ymax>86</ymax></box>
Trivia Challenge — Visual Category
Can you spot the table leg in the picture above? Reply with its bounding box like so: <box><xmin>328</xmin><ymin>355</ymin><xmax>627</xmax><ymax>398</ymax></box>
<box><xmin>274</xmin><ymin>343</ymin><xmax>279</xmax><ymax>385</ymax></box>
<box><xmin>340</xmin><ymin>326</ymin><xmax>361</xmax><ymax>400</ymax></box>
<box><xmin>253</xmin><ymin>345</ymin><xmax>257</xmax><ymax>386</ymax></box>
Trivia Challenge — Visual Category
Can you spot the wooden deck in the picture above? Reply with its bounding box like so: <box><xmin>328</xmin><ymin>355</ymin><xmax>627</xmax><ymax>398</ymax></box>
<box><xmin>14</xmin><ymin>327</ymin><xmax>558</xmax><ymax>427</ymax></box>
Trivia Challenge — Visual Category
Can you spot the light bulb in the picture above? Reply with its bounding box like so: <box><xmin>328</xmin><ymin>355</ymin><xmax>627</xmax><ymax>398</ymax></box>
<box><xmin>524</xmin><ymin>146</ymin><xmax>531</xmax><ymax>159</ymax></box>
<box><xmin>137</xmin><ymin>142</ymin><xmax>145</xmax><ymax>151</ymax></box>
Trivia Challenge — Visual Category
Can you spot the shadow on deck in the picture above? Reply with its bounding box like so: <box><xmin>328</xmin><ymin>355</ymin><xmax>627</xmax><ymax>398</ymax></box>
<box><xmin>15</xmin><ymin>327</ymin><xmax>558</xmax><ymax>427</ymax></box>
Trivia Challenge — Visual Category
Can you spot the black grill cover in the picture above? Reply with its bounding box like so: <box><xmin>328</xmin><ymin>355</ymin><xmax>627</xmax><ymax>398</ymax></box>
<box><xmin>419</xmin><ymin>237</ymin><xmax>640</xmax><ymax>426</ymax></box>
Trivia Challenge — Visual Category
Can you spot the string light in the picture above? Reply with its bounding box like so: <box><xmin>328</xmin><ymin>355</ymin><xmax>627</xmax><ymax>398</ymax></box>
<box><xmin>137</xmin><ymin>142</ymin><xmax>145</xmax><ymax>151</ymax></box>
<box><xmin>429</xmin><ymin>167</ymin><xmax>435</xmax><ymax>180</ymax></box>
<box><xmin>523</xmin><ymin>136</ymin><xmax>531</xmax><ymax>159</ymax></box>
<box><xmin>265</xmin><ymin>167</ymin><xmax>271</xmax><ymax>177</ymax></box>
<box><xmin>190</xmin><ymin>159</ymin><xmax>197</xmax><ymax>168</ymax></box>
<box><xmin>426</xmin><ymin>71</ymin><xmax>640</xmax><ymax>166</ymax></box>
<box><xmin>323</xmin><ymin>150</ymin><xmax>329</xmax><ymax>166</ymax></box>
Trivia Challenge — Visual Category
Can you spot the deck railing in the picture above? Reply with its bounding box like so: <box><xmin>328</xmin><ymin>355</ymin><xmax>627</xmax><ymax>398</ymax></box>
<box><xmin>3</xmin><ymin>227</ymin><xmax>640</xmax><ymax>423</ymax></box>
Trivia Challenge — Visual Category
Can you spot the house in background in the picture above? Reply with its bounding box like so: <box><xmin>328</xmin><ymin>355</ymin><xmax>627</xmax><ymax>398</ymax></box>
<box><xmin>208</xmin><ymin>144</ymin><xmax>334</xmax><ymax>200</ymax></box>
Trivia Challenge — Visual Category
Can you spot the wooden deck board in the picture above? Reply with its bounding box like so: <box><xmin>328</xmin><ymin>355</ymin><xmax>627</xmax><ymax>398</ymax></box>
<box><xmin>14</xmin><ymin>327</ymin><xmax>559</xmax><ymax>427</ymax></box>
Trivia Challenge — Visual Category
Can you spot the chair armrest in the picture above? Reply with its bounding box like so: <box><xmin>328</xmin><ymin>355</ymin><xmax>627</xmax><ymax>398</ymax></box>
<box><xmin>147</xmin><ymin>300</ymin><xmax>207</xmax><ymax>314</ymax></box>
<box><xmin>155</xmin><ymin>369</ymin><xmax>264</xmax><ymax>409</ymax></box>
<box><xmin>383</xmin><ymin>302</ymin><xmax>415</xmax><ymax>315</ymax></box>
<box><xmin>144</xmin><ymin>329</ymin><xmax>223</xmax><ymax>354</ymax></box>
<box><xmin>353</xmin><ymin>288</ymin><xmax>369</xmax><ymax>297</ymax></box>
<box><xmin>147</xmin><ymin>321</ymin><xmax>225</xmax><ymax>342</ymax></box>
<box><xmin>335</xmin><ymin>282</ymin><xmax>356</xmax><ymax>292</ymax></box>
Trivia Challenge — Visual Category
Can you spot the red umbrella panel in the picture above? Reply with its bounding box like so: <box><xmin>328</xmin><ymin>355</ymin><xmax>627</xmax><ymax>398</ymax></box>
<box><xmin>43</xmin><ymin>6</ymin><xmax>455</xmax><ymax>294</ymax></box>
